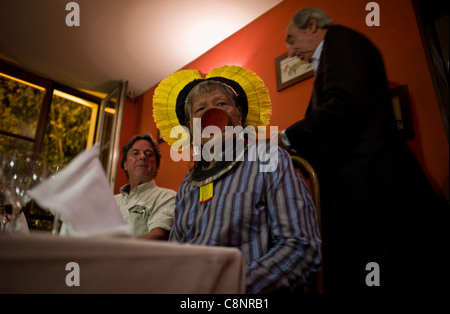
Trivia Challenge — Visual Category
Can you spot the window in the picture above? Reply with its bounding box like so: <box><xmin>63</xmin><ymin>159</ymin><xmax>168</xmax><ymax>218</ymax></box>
<box><xmin>0</xmin><ymin>62</ymin><xmax>104</xmax><ymax>156</ymax></box>
<box><xmin>0</xmin><ymin>73</ymin><xmax>46</xmax><ymax>152</ymax></box>
<box><xmin>0</xmin><ymin>60</ymin><xmax>125</xmax><ymax>231</ymax></box>
<box><xmin>43</xmin><ymin>90</ymin><xmax>98</xmax><ymax>165</ymax></box>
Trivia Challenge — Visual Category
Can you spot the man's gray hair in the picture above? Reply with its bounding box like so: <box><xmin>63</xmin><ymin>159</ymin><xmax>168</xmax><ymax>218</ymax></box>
<box><xmin>292</xmin><ymin>8</ymin><xmax>334</xmax><ymax>30</ymax></box>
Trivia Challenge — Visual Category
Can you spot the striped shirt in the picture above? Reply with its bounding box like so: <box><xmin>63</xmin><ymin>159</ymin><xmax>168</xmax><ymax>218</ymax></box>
<box><xmin>169</xmin><ymin>143</ymin><xmax>321</xmax><ymax>293</ymax></box>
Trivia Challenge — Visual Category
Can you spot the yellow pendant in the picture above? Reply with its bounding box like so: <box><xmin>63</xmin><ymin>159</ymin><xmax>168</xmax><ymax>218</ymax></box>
<box><xmin>199</xmin><ymin>182</ymin><xmax>213</xmax><ymax>204</ymax></box>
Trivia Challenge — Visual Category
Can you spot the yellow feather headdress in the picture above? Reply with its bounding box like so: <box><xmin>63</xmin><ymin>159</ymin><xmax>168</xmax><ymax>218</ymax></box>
<box><xmin>152</xmin><ymin>65</ymin><xmax>272</xmax><ymax>147</ymax></box>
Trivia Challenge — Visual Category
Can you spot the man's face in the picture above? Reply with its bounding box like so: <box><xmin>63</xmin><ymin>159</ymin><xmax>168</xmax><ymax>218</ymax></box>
<box><xmin>285</xmin><ymin>21</ymin><xmax>316</xmax><ymax>63</ymax></box>
<box><xmin>124</xmin><ymin>139</ymin><xmax>156</xmax><ymax>183</ymax></box>
<box><xmin>188</xmin><ymin>88</ymin><xmax>242</xmax><ymax>146</ymax></box>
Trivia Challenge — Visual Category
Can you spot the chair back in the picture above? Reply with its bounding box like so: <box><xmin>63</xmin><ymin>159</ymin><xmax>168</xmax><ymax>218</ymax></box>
<box><xmin>291</xmin><ymin>155</ymin><xmax>324</xmax><ymax>294</ymax></box>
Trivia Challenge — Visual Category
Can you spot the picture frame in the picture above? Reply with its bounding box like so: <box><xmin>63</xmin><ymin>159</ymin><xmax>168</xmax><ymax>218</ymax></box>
<box><xmin>389</xmin><ymin>84</ymin><xmax>415</xmax><ymax>140</ymax></box>
<box><xmin>275</xmin><ymin>52</ymin><xmax>314</xmax><ymax>91</ymax></box>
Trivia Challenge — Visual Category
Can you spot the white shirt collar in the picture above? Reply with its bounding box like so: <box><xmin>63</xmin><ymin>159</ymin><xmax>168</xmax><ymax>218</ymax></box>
<box><xmin>311</xmin><ymin>40</ymin><xmax>324</xmax><ymax>74</ymax></box>
<box><xmin>120</xmin><ymin>179</ymin><xmax>156</xmax><ymax>195</ymax></box>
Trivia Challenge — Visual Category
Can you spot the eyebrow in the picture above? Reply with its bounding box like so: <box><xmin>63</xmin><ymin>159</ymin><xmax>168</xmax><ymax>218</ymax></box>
<box><xmin>193</xmin><ymin>95</ymin><xmax>231</xmax><ymax>108</ymax></box>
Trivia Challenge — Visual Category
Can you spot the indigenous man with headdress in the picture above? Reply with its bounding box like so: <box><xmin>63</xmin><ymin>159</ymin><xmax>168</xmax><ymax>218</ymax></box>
<box><xmin>153</xmin><ymin>65</ymin><xmax>321</xmax><ymax>294</ymax></box>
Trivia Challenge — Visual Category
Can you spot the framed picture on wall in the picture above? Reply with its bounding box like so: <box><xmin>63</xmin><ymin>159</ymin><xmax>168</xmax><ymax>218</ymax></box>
<box><xmin>275</xmin><ymin>52</ymin><xmax>314</xmax><ymax>91</ymax></box>
<box><xmin>389</xmin><ymin>84</ymin><xmax>415</xmax><ymax>140</ymax></box>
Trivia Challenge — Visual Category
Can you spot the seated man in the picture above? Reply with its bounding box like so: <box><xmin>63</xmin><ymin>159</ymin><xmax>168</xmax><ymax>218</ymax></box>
<box><xmin>153</xmin><ymin>65</ymin><xmax>321</xmax><ymax>293</ymax></box>
<box><xmin>115</xmin><ymin>134</ymin><xmax>176</xmax><ymax>240</ymax></box>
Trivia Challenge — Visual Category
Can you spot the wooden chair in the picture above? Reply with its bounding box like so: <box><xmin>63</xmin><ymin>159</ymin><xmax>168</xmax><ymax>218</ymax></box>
<box><xmin>291</xmin><ymin>155</ymin><xmax>324</xmax><ymax>295</ymax></box>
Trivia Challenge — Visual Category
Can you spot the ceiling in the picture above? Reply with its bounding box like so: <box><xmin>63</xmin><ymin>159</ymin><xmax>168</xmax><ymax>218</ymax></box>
<box><xmin>0</xmin><ymin>0</ymin><xmax>282</xmax><ymax>98</ymax></box>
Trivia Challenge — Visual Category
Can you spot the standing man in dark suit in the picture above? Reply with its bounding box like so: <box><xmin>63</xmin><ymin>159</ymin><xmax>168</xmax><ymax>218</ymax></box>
<box><xmin>279</xmin><ymin>7</ymin><xmax>446</xmax><ymax>295</ymax></box>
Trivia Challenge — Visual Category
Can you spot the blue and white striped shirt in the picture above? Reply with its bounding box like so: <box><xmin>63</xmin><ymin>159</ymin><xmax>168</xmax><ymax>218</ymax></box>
<box><xmin>169</xmin><ymin>144</ymin><xmax>321</xmax><ymax>293</ymax></box>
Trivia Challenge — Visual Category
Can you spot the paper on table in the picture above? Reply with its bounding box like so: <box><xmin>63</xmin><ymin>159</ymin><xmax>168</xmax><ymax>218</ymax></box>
<box><xmin>29</xmin><ymin>143</ymin><xmax>131</xmax><ymax>237</ymax></box>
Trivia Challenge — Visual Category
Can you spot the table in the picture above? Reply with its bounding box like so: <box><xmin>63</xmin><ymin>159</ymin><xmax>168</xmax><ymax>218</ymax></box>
<box><xmin>0</xmin><ymin>232</ymin><xmax>245</xmax><ymax>294</ymax></box>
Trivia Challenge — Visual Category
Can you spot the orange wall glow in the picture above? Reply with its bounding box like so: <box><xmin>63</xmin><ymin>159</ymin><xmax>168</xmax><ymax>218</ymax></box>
<box><xmin>119</xmin><ymin>0</ymin><xmax>449</xmax><ymax>200</ymax></box>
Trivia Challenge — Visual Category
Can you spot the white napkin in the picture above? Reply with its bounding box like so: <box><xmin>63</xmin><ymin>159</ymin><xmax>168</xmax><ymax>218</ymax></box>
<box><xmin>29</xmin><ymin>143</ymin><xmax>131</xmax><ymax>237</ymax></box>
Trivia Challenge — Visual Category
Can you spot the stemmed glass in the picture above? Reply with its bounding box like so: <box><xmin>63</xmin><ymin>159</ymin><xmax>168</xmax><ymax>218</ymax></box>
<box><xmin>49</xmin><ymin>163</ymin><xmax>65</xmax><ymax>235</ymax></box>
<box><xmin>0</xmin><ymin>152</ymin><xmax>9</xmax><ymax>232</ymax></box>
<box><xmin>0</xmin><ymin>150</ymin><xmax>48</xmax><ymax>233</ymax></box>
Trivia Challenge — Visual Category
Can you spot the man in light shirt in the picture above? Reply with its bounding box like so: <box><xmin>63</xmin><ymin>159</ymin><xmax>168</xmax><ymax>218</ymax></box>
<box><xmin>115</xmin><ymin>134</ymin><xmax>176</xmax><ymax>240</ymax></box>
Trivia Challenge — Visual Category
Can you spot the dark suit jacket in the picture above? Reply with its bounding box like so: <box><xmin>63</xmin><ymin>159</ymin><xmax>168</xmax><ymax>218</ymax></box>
<box><xmin>284</xmin><ymin>25</ymin><xmax>446</xmax><ymax>293</ymax></box>
<box><xmin>286</xmin><ymin>25</ymin><xmax>396</xmax><ymax>165</ymax></box>
<box><xmin>285</xmin><ymin>25</ymin><xmax>439</xmax><ymax>238</ymax></box>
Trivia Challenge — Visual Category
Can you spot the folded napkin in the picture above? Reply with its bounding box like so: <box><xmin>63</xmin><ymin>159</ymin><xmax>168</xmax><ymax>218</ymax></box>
<box><xmin>29</xmin><ymin>143</ymin><xmax>131</xmax><ymax>237</ymax></box>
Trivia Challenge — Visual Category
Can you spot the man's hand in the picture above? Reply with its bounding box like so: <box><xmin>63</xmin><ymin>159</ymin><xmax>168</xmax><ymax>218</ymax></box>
<box><xmin>278</xmin><ymin>133</ymin><xmax>298</xmax><ymax>155</ymax></box>
<box><xmin>137</xmin><ymin>227</ymin><xmax>169</xmax><ymax>241</ymax></box>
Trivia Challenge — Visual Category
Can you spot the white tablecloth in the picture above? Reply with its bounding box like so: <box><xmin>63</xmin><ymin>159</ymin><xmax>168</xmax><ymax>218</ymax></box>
<box><xmin>0</xmin><ymin>233</ymin><xmax>245</xmax><ymax>294</ymax></box>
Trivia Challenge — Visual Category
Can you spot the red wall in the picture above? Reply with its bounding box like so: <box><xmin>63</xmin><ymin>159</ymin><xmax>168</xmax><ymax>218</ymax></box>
<box><xmin>119</xmin><ymin>0</ymin><xmax>449</xmax><ymax>199</ymax></box>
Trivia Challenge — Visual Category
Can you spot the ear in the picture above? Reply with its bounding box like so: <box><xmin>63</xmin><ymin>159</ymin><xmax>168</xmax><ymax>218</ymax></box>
<box><xmin>309</xmin><ymin>18</ymin><xmax>318</xmax><ymax>33</ymax></box>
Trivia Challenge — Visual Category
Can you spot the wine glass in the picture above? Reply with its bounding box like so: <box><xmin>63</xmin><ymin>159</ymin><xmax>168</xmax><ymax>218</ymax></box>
<box><xmin>0</xmin><ymin>150</ymin><xmax>48</xmax><ymax>233</ymax></box>
<box><xmin>0</xmin><ymin>152</ymin><xmax>10</xmax><ymax>232</ymax></box>
<box><xmin>49</xmin><ymin>163</ymin><xmax>65</xmax><ymax>235</ymax></box>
